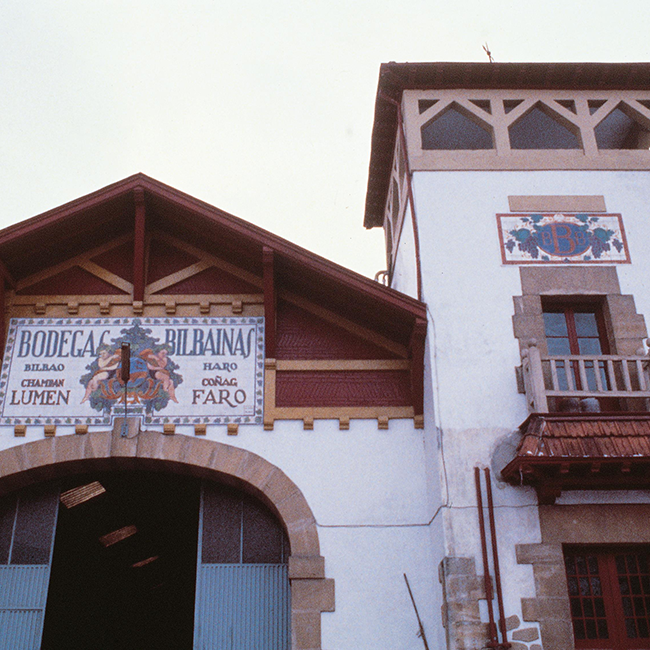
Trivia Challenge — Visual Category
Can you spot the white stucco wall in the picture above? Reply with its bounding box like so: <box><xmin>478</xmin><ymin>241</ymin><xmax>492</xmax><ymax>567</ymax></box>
<box><xmin>390</xmin><ymin>168</ymin><xmax>650</xmax><ymax>645</ymax></box>
<box><xmin>0</xmin><ymin>414</ymin><xmax>439</xmax><ymax>650</ymax></box>
<box><xmin>410</xmin><ymin>168</ymin><xmax>650</xmax><ymax>439</ymax></box>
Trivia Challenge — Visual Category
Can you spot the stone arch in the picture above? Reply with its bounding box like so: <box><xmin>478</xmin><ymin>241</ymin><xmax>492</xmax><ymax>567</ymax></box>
<box><xmin>0</xmin><ymin>423</ymin><xmax>334</xmax><ymax>650</ymax></box>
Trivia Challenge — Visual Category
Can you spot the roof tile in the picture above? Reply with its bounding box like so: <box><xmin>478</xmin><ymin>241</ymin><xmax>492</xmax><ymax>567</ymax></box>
<box><xmin>514</xmin><ymin>414</ymin><xmax>650</xmax><ymax>459</ymax></box>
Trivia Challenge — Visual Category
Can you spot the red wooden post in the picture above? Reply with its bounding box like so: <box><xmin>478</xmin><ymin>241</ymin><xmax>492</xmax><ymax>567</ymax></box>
<box><xmin>133</xmin><ymin>188</ymin><xmax>146</xmax><ymax>303</ymax></box>
<box><xmin>263</xmin><ymin>247</ymin><xmax>276</xmax><ymax>358</ymax></box>
<box><xmin>0</xmin><ymin>276</ymin><xmax>5</xmax><ymax>361</ymax></box>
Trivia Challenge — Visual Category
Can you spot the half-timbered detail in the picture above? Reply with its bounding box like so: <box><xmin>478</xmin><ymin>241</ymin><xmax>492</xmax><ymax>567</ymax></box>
<box><xmin>0</xmin><ymin>174</ymin><xmax>426</xmax><ymax>433</ymax></box>
<box><xmin>0</xmin><ymin>173</ymin><xmax>428</xmax><ymax>650</ymax></box>
<box><xmin>364</xmin><ymin>61</ymin><xmax>650</xmax><ymax>650</ymax></box>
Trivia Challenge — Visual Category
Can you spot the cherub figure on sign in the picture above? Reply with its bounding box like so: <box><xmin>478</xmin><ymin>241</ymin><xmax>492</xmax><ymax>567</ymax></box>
<box><xmin>81</xmin><ymin>345</ymin><xmax>120</xmax><ymax>403</ymax></box>
<box><xmin>140</xmin><ymin>348</ymin><xmax>178</xmax><ymax>403</ymax></box>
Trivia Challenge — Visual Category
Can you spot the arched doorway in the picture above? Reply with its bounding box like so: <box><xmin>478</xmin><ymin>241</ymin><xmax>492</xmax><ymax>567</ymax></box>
<box><xmin>0</xmin><ymin>470</ymin><xmax>290</xmax><ymax>650</ymax></box>
<box><xmin>0</xmin><ymin>431</ymin><xmax>334</xmax><ymax>650</ymax></box>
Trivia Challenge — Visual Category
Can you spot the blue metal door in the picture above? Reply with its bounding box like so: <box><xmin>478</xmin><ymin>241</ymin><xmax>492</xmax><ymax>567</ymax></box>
<box><xmin>193</xmin><ymin>483</ymin><xmax>290</xmax><ymax>650</ymax></box>
<box><xmin>0</xmin><ymin>483</ymin><xmax>59</xmax><ymax>650</ymax></box>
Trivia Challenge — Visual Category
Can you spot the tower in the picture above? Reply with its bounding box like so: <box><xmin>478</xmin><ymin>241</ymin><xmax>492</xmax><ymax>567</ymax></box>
<box><xmin>365</xmin><ymin>62</ymin><xmax>650</xmax><ymax>650</ymax></box>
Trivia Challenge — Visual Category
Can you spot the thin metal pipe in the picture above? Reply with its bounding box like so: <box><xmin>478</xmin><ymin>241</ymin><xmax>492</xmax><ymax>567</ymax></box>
<box><xmin>484</xmin><ymin>468</ymin><xmax>510</xmax><ymax>648</ymax></box>
<box><xmin>474</xmin><ymin>467</ymin><xmax>498</xmax><ymax>647</ymax></box>
<box><xmin>403</xmin><ymin>573</ymin><xmax>431</xmax><ymax>650</ymax></box>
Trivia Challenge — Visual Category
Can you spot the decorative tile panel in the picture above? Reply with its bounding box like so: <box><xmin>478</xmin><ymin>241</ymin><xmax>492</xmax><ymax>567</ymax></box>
<box><xmin>0</xmin><ymin>317</ymin><xmax>264</xmax><ymax>426</ymax></box>
<box><xmin>497</xmin><ymin>213</ymin><xmax>630</xmax><ymax>264</ymax></box>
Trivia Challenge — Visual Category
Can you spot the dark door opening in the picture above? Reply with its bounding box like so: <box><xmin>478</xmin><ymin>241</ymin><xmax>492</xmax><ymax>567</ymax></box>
<box><xmin>41</xmin><ymin>472</ymin><xmax>200</xmax><ymax>650</ymax></box>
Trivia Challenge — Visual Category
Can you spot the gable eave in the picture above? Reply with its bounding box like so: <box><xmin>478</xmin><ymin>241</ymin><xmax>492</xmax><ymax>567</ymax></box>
<box><xmin>0</xmin><ymin>174</ymin><xmax>426</xmax><ymax>346</ymax></box>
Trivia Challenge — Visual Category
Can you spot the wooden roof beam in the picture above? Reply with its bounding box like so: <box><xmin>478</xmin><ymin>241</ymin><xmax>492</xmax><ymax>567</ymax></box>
<box><xmin>0</xmin><ymin>257</ymin><xmax>15</xmax><ymax>290</ymax></box>
<box><xmin>263</xmin><ymin>247</ymin><xmax>276</xmax><ymax>359</ymax></box>
<box><xmin>133</xmin><ymin>188</ymin><xmax>146</xmax><ymax>303</ymax></box>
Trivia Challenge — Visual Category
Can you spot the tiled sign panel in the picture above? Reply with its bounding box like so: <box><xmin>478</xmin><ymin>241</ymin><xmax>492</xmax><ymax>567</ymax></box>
<box><xmin>497</xmin><ymin>213</ymin><xmax>630</xmax><ymax>264</ymax></box>
<box><xmin>0</xmin><ymin>318</ymin><xmax>264</xmax><ymax>426</ymax></box>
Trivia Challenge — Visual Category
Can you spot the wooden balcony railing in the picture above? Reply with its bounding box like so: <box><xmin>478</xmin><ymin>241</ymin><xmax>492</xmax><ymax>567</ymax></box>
<box><xmin>521</xmin><ymin>340</ymin><xmax>650</xmax><ymax>413</ymax></box>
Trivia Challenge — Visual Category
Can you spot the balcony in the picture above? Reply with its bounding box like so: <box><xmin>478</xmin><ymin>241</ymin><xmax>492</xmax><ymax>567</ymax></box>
<box><xmin>502</xmin><ymin>341</ymin><xmax>650</xmax><ymax>503</ymax></box>
<box><xmin>521</xmin><ymin>340</ymin><xmax>650</xmax><ymax>413</ymax></box>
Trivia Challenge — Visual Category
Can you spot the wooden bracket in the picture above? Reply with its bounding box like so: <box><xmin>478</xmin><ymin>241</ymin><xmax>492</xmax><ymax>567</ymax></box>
<box><xmin>133</xmin><ymin>188</ymin><xmax>146</xmax><ymax>303</ymax></box>
<box><xmin>0</xmin><ymin>258</ymin><xmax>15</xmax><ymax>290</ymax></box>
<box><xmin>409</xmin><ymin>318</ymin><xmax>427</xmax><ymax>417</ymax></box>
<box><xmin>536</xmin><ymin>484</ymin><xmax>562</xmax><ymax>505</ymax></box>
<box><xmin>263</xmin><ymin>247</ymin><xmax>276</xmax><ymax>358</ymax></box>
<box><xmin>194</xmin><ymin>423</ymin><xmax>207</xmax><ymax>436</ymax></box>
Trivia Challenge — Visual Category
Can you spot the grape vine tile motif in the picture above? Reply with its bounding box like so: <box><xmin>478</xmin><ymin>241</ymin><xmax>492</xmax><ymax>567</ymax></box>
<box><xmin>497</xmin><ymin>213</ymin><xmax>630</xmax><ymax>264</ymax></box>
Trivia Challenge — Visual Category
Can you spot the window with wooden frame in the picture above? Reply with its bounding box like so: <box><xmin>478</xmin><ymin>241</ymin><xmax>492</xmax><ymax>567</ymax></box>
<box><xmin>564</xmin><ymin>546</ymin><xmax>650</xmax><ymax>649</ymax></box>
<box><xmin>542</xmin><ymin>302</ymin><xmax>613</xmax><ymax>403</ymax></box>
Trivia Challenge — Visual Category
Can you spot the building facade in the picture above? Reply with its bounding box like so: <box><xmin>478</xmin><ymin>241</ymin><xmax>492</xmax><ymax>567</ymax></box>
<box><xmin>0</xmin><ymin>176</ymin><xmax>432</xmax><ymax>650</ymax></box>
<box><xmin>2</xmin><ymin>61</ymin><xmax>650</xmax><ymax>650</ymax></box>
<box><xmin>365</xmin><ymin>62</ymin><xmax>650</xmax><ymax>650</ymax></box>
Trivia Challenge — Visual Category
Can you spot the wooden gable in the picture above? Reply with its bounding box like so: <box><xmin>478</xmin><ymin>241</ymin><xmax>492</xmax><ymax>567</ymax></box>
<box><xmin>0</xmin><ymin>174</ymin><xmax>426</xmax><ymax>430</ymax></box>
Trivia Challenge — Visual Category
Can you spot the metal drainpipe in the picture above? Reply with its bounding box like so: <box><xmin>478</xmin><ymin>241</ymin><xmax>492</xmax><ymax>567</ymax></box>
<box><xmin>474</xmin><ymin>467</ymin><xmax>499</xmax><ymax>647</ymax></box>
<box><xmin>485</xmin><ymin>467</ymin><xmax>511</xmax><ymax>649</ymax></box>
<box><xmin>377</xmin><ymin>92</ymin><xmax>423</xmax><ymax>302</ymax></box>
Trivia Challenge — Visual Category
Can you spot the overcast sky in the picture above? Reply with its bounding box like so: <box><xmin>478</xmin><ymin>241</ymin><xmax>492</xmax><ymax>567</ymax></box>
<box><xmin>2</xmin><ymin>0</ymin><xmax>649</xmax><ymax>279</ymax></box>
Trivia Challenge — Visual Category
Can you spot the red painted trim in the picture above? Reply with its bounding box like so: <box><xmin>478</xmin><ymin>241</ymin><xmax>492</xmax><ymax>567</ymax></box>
<box><xmin>0</xmin><ymin>174</ymin><xmax>426</xmax><ymax>322</ymax></box>
<box><xmin>263</xmin><ymin>247</ymin><xmax>276</xmax><ymax>358</ymax></box>
<box><xmin>409</xmin><ymin>318</ymin><xmax>427</xmax><ymax>416</ymax></box>
<box><xmin>0</xmin><ymin>258</ymin><xmax>15</xmax><ymax>290</ymax></box>
<box><xmin>0</xmin><ymin>175</ymin><xmax>146</xmax><ymax>245</ymax></box>
<box><xmin>379</xmin><ymin>92</ymin><xmax>423</xmax><ymax>301</ymax></box>
<box><xmin>0</xmin><ymin>278</ymin><xmax>5</xmax><ymax>360</ymax></box>
<box><xmin>133</xmin><ymin>188</ymin><xmax>146</xmax><ymax>302</ymax></box>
